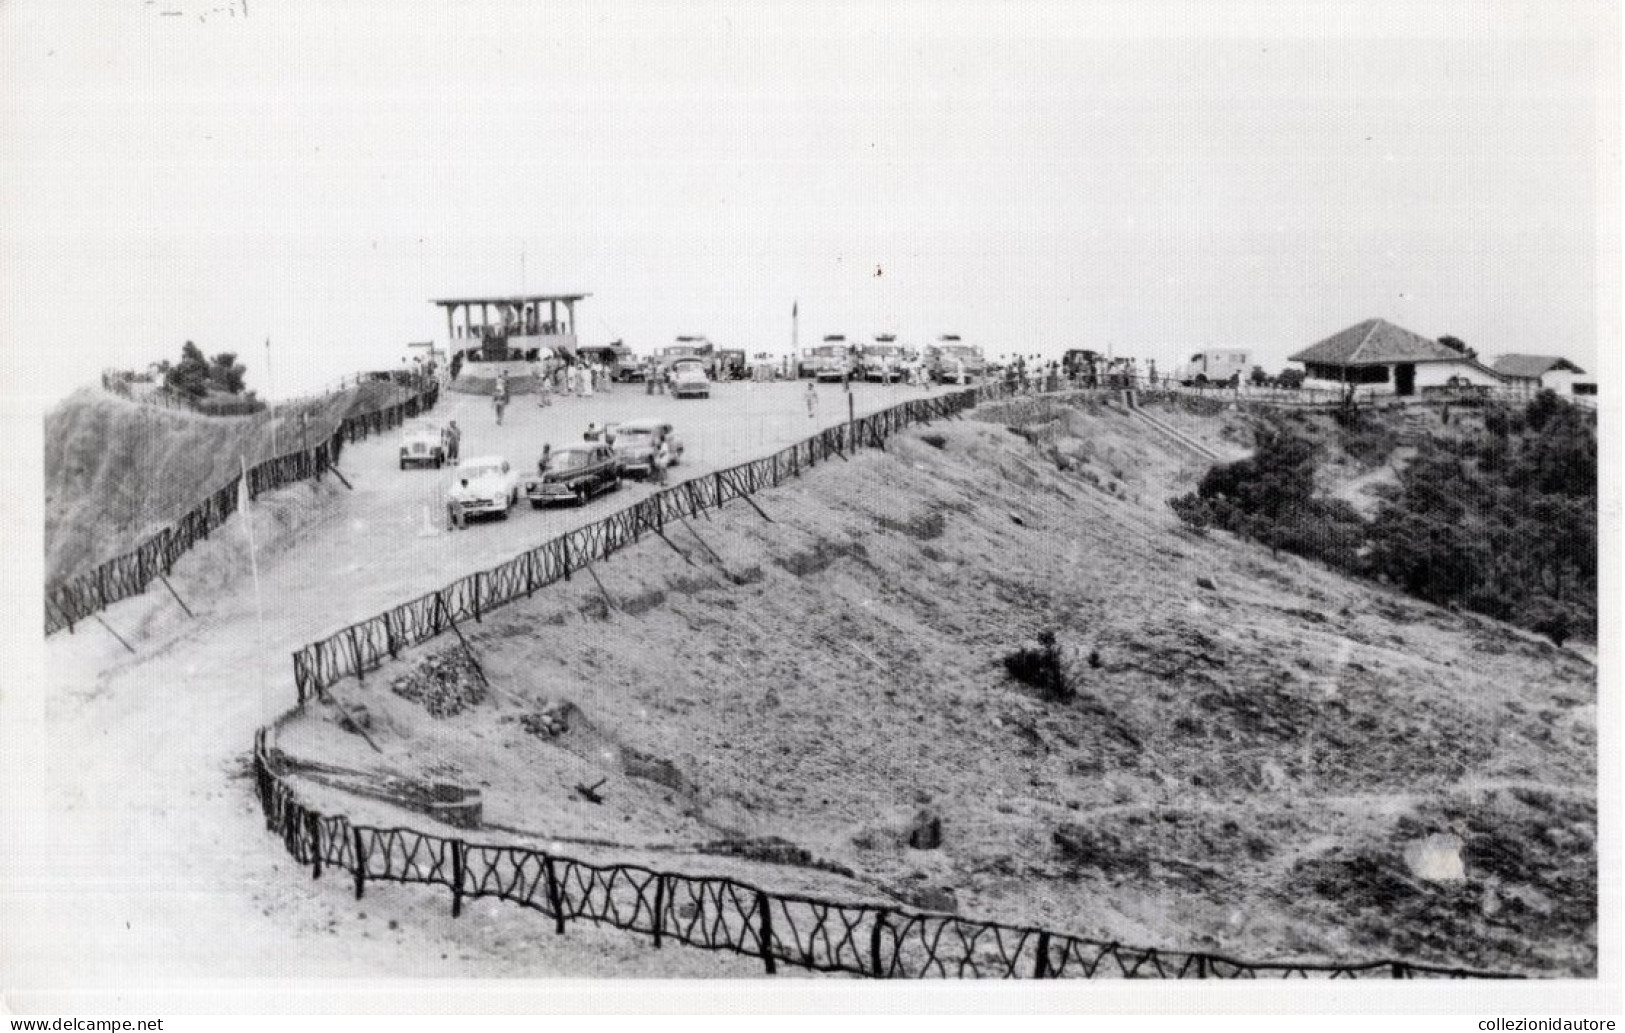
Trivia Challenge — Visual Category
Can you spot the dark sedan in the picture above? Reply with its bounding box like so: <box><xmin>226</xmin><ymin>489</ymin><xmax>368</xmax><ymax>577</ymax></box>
<box><xmin>523</xmin><ymin>444</ymin><xmax>622</xmax><ymax>507</ymax></box>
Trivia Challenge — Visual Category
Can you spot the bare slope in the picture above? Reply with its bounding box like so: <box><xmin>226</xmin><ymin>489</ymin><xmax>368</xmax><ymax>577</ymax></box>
<box><xmin>278</xmin><ymin>393</ymin><xmax>1596</xmax><ymax>976</ymax></box>
<box><xmin>44</xmin><ymin>385</ymin><xmax>386</xmax><ymax>584</ymax></box>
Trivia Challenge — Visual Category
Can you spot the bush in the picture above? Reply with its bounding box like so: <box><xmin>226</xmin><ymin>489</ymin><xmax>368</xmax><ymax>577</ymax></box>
<box><xmin>1003</xmin><ymin>629</ymin><xmax>1073</xmax><ymax>701</ymax></box>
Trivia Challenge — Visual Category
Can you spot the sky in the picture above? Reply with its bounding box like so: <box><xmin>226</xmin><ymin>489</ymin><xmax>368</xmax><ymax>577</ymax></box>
<box><xmin>1</xmin><ymin>0</ymin><xmax>1617</xmax><ymax>403</ymax></box>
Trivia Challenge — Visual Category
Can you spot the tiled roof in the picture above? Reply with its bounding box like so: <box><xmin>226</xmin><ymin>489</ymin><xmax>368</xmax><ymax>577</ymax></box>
<box><xmin>1491</xmin><ymin>354</ymin><xmax>1586</xmax><ymax>379</ymax></box>
<box><xmin>1288</xmin><ymin>319</ymin><xmax>1463</xmax><ymax>366</ymax></box>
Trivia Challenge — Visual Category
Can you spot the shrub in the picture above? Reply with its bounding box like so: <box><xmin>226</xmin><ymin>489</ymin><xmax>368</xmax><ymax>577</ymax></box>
<box><xmin>1003</xmin><ymin>629</ymin><xmax>1073</xmax><ymax>701</ymax></box>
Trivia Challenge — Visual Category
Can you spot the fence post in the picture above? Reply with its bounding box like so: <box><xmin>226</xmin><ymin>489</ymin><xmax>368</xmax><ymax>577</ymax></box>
<box><xmin>450</xmin><ymin>839</ymin><xmax>466</xmax><ymax>918</ymax></box>
<box><xmin>1033</xmin><ymin>930</ymin><xmax>1051</xmax><ymax>978</ymax></box>
<box><xmin>1192</xmin><ymin>952</ymin><xmax>1207</xmax><ymax>979</ymax></box>
<box><xmin>1390</xmin><ymin>961</ymin><xmax>1407</xmax><ymax>979</ymax></box>
<box><xmin>545</xmin><ymin>856</ymin><xmax>566</xmax><ymax>935</ymax></box>
<box><xmin>306</xmin><ymin>811</ymin><xmax>322</xmax><ymax>879</ymax></box>
<box><xmin>756</xmin><ymin>890</ymin><xmax>776</xmax><ymax>975</ymax></box>
<box><xmin>353</xmin><ymin>827</ymin><xmax>367</xmax><ymax>900</ymax></box>
<box><xmin>348</xmin><ymin>626</ymin><xmax>365</xmax><ymax>682</ymax></box>
<box><xmin>651</xmin><ymin>874</ymin><xmax>667</xmax><ymax>950</ymax></box>
<box><xmin>870</xmin><ymin>909</ymin><xmax>888</xmax><ymax>978</ymax></box>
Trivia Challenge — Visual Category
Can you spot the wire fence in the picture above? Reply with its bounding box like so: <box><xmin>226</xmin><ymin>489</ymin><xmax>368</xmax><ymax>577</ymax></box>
<box><xmin>45</xmin><ymin>377</ymin><xmax>441</xmax><ymax>636</ymax></box>
<box><xmin>252</xmin><ymin>730</ymin><xmax>1513</xmax><ymax>979</ymax></box>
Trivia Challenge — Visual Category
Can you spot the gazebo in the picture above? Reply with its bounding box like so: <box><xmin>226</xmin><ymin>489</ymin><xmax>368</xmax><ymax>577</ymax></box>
<box><xmin>433</xmin><ymin>293</ymin><xmax>590</xmax><ymax>363</ymax></box>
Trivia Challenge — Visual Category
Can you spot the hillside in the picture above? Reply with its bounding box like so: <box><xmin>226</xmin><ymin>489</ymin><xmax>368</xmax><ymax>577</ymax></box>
<box><xmin>275</xmin><ymin>393</ymin><xmax>1596</xmax><ymax>977</ymax></box>
<box><xmin>43</xmin><ymin>383</ymin><xmax>394</xmax><ymax>585</ymax></box>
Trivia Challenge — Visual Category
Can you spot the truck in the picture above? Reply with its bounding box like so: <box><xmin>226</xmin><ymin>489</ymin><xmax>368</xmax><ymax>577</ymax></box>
<box><xmin>1179</xmin><ymin>349</ymin><xmax>1251</xmax><ymax>386</ymax></box>
<box><xmin>798</xmin><ymin>335</ymin><xmax>856</xmax><ymax>381</ymax></box>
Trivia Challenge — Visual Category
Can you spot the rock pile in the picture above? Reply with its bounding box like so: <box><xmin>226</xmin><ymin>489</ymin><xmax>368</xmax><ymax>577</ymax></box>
<box><xmin>519</xmin><ymin>701</ymin><xmax>575</xmax><ymax>738</ymax></box>
<box><xmin>389</xmin><ymin>649</ymin><xmax>485</xmax><ymax>718</ymax></box>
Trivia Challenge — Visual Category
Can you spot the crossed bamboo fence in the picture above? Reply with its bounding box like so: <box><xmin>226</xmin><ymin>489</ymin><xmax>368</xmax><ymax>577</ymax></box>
<box><xmin>45</xmin><ymin>378</ymin><xmax>441</xmax><ymax>635</ymax></box>
<box><xmin>254</xmin><ymin>729</ymin><xmax>1512</xmax><ymax>980</ymax></box>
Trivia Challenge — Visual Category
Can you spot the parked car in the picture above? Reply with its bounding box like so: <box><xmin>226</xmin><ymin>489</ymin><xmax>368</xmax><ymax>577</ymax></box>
<box><xmin>670</xmin><ymin>358</ymin><xmax>712</xmax><ymax>399</ymax></box>
<box><xmin>399</xmin><ymin>419</ymin><xmax>449</xmax><ymax>469</ymax></box>
<box><xmin>611</xmin><ymin>418</ymin><xmax>684</xmax><ymax>478</ymax></box>
<box><xmin>580</xmin><ymin>342</ymin><xmax>648</xmax><ymax>382</ymax></box>
<box><xmin>446</xmin><ymin>456</ymin><xmax>520</xmax><ymax>522</ymax></box>
<box><xmin>524</xmin><ymin>443</ymin><xmax>622</xmax><ymax>507</ymax></box>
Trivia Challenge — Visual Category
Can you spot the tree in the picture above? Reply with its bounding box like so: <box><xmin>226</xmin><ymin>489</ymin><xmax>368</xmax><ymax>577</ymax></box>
<box><xmin>1437</xmin><ymin>335</ymin><xmax>1478</xmax><ymax>361</ymax></box>
<box><xmin>1276</xmin><ymin>368</ymin><xmax>1305</xmax><ymax>390</ymax></box>
<box><xmin>209</xmin><ymin>352</ymin><xmax>247</xmax><ymax>394</ymax></box>
<box><xmin>1249</xmin><ymin>365</ymin><xmax>1268</xmax><ymax>387</ymax></box>
<box><xmin>164</xmin><ymin>341</ymin><xmax>212</xmax><ymax>399</ymax></box>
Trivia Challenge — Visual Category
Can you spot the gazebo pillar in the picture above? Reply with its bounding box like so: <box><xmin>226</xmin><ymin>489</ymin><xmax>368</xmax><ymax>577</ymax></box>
<box><xmin>549</xmin><ymin>300</ymin><xmax>558</xmax><ymax>333</ymax></box>
<box><xmin>445</xmin><ymin>305</ymin><xmax>455</xmax><ymax>344</ymax></box>
<box><xmin>564</xmin><ymin>299</ymin><xmax>575</xmax><ymax>335</ymax></box>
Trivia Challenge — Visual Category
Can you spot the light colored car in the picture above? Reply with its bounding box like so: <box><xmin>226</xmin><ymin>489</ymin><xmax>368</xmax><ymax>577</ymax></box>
<box><xmin>670</xmin><ymin>358</ymin><xmax>712</xmax><ymax>399</ymax></box>
<box><xmin>399</xmin><ymin>419</ymin><xmax>448</xmax><ymax>469</ymax></box>
<box><xmin>611</xmin><ymin>418</ymin><xmax>684</xmax><ymax>478</ymax></box>
<box><xmin>446</xmin><ymin>456</ymin><xmax>520</xmax><ymax>521</ymax></box>
<box><xmin>524</xmin><ymin>443</ymin><xmax>622</xmax><ymax>507</ymax></box>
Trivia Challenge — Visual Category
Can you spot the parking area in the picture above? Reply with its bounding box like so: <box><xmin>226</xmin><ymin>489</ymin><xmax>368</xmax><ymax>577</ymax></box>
<box><xmin>239</xmin><ymin>376</ymin><xmax>968</xmax><ymax>638</ymax></box>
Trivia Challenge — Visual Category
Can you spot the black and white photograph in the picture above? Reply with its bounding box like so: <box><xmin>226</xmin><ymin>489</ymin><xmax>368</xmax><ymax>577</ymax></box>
<box><xmin>1</xmin><ymin>0</ymin><xmax>1617</xmax><ymax>1021</ymax></box>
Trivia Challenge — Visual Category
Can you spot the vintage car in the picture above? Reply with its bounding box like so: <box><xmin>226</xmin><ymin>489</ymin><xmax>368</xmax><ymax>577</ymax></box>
<box><xmin>524</xmin><ymin>443</ymin><xmax>622</xmax><ymax>507</ymax></box>
<box><xmin>611</xmin><ymin>418</ymin><xmax>684</xmax><ymax>478</ymax></box>
<box><xmin>446</xmin><ymin>456</ymin><xmax>520</xmax><ymax>522</ymax></box>
<box><xmin>669</xmin><ymin>358</ymin><xmax>712</xmax><ymax>399</ymax></box>
<box><xmin>399</xmin><ymin>419</ymin><xmax>449</xmax><ymax>469</ymax></box>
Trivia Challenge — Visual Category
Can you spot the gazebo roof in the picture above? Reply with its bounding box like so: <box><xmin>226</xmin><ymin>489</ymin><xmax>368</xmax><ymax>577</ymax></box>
<box><xmin>432</xmin><ymin>293</ymin><xmax>590</xmax><ymax>308</ymax></box>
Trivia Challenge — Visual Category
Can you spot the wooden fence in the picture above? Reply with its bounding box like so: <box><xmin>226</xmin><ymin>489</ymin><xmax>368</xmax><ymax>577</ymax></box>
<box><xmin>253</xmin><ymin>729</ymin><xmax>1513</xmax><ymax>979</ymax></box>
<box><xmin>45</xmin><ymin>378</ymin><xmax>440</xmax><ymax>635</ymax></box>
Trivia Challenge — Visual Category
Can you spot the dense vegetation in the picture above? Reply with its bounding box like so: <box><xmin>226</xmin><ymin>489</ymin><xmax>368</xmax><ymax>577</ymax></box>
<box><xmin>1170</xmin><ymin>391</ymin><xmax>1597</xmax><ymax>643</ymax></box>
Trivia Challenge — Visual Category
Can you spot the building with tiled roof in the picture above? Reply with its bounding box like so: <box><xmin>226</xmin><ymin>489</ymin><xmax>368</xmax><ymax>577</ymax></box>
<box><xmin>1491</xmin><ymin>354</ymin><xmax>1593</xmax><ymax>402</ymax></box>
<box><xmin>1288</xmin><ymin>318</ymin><xmax>1508</xmax><ymax>397</ymax></box>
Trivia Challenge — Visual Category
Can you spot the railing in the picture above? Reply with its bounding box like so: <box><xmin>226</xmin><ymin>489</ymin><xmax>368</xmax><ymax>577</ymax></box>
<box><xmin>45</xmin><ymin>378</ymin><xmax>440</xmax><ymax>636</ymax></box>
<box><xmin>252</xmin><ymin>729</ymin><xmax>1511</xmax><ymax>979</ymax></box>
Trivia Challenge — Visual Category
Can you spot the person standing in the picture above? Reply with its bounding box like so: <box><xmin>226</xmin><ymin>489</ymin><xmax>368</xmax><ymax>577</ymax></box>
<box><xmin>805</xmin><ymin>381</ymin><xmax>818</xmax><ymax>418</ymax></box>
<box><xmin>537</xmin><ymin>443</ymin><xmax>552</xmax><ymax>476</ymax></box>
<box><xmin>653</xmin><ymin>437</ymin><xmax>671</xmax><ymax>485</ymax></box>
<box><xmin>445</xmin><ymin>420</ymin><xmax>461</xmax><ymax>462</ymax></box>
<box><xmin>493</xmin><ymin>386</ymin><xmax>508</xmax><ymax>425</ymax></box>
<box><xmin>446</xmin><ymin>479</ymin><xmax>469</xmax><ymax>531</ymax></box>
